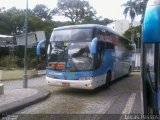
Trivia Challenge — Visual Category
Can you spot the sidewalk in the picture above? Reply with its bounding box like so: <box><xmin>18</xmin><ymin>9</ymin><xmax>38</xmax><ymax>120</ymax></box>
<box><xmin>37</xmin><ymin>70</ymin><xmax>46</xmax><ymax>76</ymax></box>
<box><xmin>0</xmin><ymin>88</ymin><xmax>50</xmax><ymax>117</ymax></box>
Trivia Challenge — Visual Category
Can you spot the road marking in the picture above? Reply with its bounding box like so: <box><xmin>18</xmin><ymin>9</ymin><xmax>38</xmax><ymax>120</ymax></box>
<box><xmin>122</xmin><ymin>93</ymin><xmax>136</xmax><ymax>114</ymax></box>
<box><xmin>119</xmin><ymin>93</ymin><xmax>136</xmax><ymax>120</ymax></box>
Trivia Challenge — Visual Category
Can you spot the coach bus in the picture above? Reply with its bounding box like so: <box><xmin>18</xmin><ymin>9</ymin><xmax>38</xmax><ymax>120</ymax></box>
<box><xmin>142</xmin><ymin>0</ymin><xmax>160</xmax><ymax>115</ymax></box>
<box><xmin>37</xmin><ymin>24</ymin><xmax>134</xmax><ymax>90</ymax></box>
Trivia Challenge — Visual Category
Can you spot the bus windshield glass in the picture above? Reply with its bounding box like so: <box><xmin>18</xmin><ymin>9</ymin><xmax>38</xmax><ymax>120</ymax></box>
<box><xmin>50</xmin><ymin>28</ymin><xmax>93</xmax><ymax>41</ymax></box>
<box><xmin>48</xmin><ymin>28</ymin><xmax>94</xmax><ymax>72</ymax></box>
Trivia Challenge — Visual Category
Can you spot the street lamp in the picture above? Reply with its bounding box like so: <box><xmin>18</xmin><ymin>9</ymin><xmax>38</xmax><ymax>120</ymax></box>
<box><xmin>23</xmin><ymin>0</ymin><xmax>28</xmax><ymax>88</ymax></box>
<box><xmin>136</xmin><ymin>32</ymin><xmax>140</xmax><ymax>70</ymax></box>
<box><xmin>136</xmin><ymin>32</ymin><xmax>140</xmax><ymax>50</ymax></box>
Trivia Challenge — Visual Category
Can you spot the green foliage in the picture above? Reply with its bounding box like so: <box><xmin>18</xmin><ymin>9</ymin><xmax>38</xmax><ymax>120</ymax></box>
<box><xmin>0</xmin><ymin>47</ymin><xmax>9</xmax><ymax>58</ymax></box>
<box><xmin>135</xmin><ymin>0</ymin><xmax>148</xmax><ymax>15</ymax></box>
<box><xmin>122</xmin><ymin>0</ymin><xmax>148</xmax><ymax>23</ymax></box>
<box><xmin>0</xmin><ymin>46</ymin><xmax>38</xmax><ymax>69</ymax></box>
<box><xmin>15</xmin><ymin>46</ymin><xmax>37</xmax><ymax>68</ymax></box>
<box><xmin>0</xmin><ymin>7</ymin><xmax>25</xmax><ymax>35</ymax></box>
<box><xmin>122</xmin><ymin>0</ymin><xmax>137</xmax><ymax>25</ymax></box>
<box><xmin>28</xmin><ymin>57</ymin><xmax>37</xmax><ymax>69</ymax></box>
<box><xmin>54</xmin><ymin>0</ymin><xmax>97</xmax><ymax>23</ymax></box>
<box><xmin>0</xmin><ymin>7</ymin><xmax>56</xmax><ymax>38</ymax></box>
<box><xmin>135</xmin><ymin>0</ymin><xmax>148</xmax><ymax>23</ymax></box>
<box><xmin>33</xmin><ymin>4</ymin><xmax>54</xmax><ymax>20</ymax></box>
<box><xmin>0</xmin><ymin>56</ymin><xmax>17</xmax><ymax>69</ymax></box>
<box><xmin>15</xmin><ymin>46</ymin><xmax>24</xmax><ymax>61</ymax></box>
<box><xmin>123</xmin><ymin>25</ymin><xmax>141</xmax><ymax>48</ymax></box>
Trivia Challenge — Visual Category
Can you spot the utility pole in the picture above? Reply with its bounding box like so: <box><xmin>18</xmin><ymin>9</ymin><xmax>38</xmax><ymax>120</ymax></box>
<box><xmin>23</xmin><ymin>0</ymin><xmax>28</xmax><ymax>88</ymax></box>
<box><xmin>137</xmin><ymin>32</ymin><xmax>140</xmax><ymax>50</ymax></box>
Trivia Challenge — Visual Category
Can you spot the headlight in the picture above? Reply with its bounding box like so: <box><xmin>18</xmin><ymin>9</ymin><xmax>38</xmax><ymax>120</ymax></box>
<box><xmin>79</xmin><ymin>77</ymin><xmax>93</xmax><ymax>80</ymax></box>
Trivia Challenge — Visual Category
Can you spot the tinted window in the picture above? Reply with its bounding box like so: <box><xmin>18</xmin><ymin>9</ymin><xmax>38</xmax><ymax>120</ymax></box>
<box><xmin>51</xmin><ymin>28</ymin><xmax>93</xmax><ymax>42</ymax></box>
<box><xmin>105</xmin><ymin>42</ymin><xmax>114</xmax><ymax>49</ymax></box>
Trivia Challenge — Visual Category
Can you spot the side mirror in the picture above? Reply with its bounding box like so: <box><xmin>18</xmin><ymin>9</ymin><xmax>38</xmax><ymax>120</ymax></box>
<box><xmin>90</xmin><ymin>38</ymin><xmax>98</xmax><ymax>54</ymax></box>
<box><xmin>36</xmin><ymin>40</ymin><xmax>46</xmax><ymax>55</ymax></box>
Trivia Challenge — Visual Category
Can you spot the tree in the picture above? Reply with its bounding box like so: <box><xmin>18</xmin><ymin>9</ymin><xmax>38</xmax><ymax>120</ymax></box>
<box><xmin>122</xmin><ymin>0</ymin><xmax>137</xmax><ymax>28</ymax></box>
<box><xmin>135</xmin><ymin>0</ymin><xmax>148</xmax><ymax>23</ymax></box>
<box><xmin>92</xmin><ymin>18</ymin><xmax>113</xmax><ymax>25</ymax></box>
<box><xmin>122</xmin><ymin>0</ymin><xmax>137</xmax><ymax>42</ymax></box>
<box><xmin>53</xmin><ymin>0</ymin><xmax>97</xmax><ymax>23</ymax></box>
<box><xmin>123</xmin><ymin>25</ymin><xmax>141</xmax><ymax>48</ymax></box>
<box><xmin>0</xmin><ymin>7</ymin><xmax>6</xmax><ymax>13</ymax></box>
<box><xmin>0</xmin><ymin>7</ymin><xmax>57</xmax><ymax>39</ymax></box>
<box><xmin>32</xmin><ymin>4</ymin><xmax>54</xmax><ymax>20</ymax></box>
<box><xmin>0</xmin><ymin>7</ymin><xmax>25</xmax><ymax>35</ymax></box>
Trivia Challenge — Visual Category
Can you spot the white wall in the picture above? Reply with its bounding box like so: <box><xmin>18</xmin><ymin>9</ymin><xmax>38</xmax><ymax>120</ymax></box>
<box><xmin>16</xmin><ymin>31</ymin><xmax>46</xmax><ymax>47</ymax></box>
<box><xmin>107</xmin><ymin>20</ymin><xmax>140</xmax><ymax>35</ymax></box>
<box><xmin>16</xmin><ymin>33</ymin><xmax>36</xmax><ymax>47</ymax></box>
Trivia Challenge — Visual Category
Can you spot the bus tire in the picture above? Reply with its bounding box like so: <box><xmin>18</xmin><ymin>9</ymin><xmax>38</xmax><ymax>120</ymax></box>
<box><xmin>105</xmin><ymin>71</ymin><xmax>111</xmax><ymax>88</ymax></box>
<box><xmin>127</xmin><ymin>66</ymin><xmax>132</xmax><ymax>76</ymax></box>
<box><xmin>129</xmin><ymin>66</ymin><xmax>132</xmax><ymax>73</ymax></box>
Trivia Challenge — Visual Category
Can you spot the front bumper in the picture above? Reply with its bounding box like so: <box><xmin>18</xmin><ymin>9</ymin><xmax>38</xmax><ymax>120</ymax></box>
<box><xmin>46</xmin><ymin>76</ymin><xmax>96</xmax><ymax>90</ymax></box>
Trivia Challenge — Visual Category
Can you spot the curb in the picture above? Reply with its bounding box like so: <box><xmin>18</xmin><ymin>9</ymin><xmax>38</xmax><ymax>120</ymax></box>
<box><xmin>0</xmin><ymin>88</ymin><xmax>50</xmax><ymax>117</ymax></box>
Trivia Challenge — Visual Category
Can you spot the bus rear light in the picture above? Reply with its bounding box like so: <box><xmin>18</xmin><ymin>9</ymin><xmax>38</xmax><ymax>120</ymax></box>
<box><xmin>49</xmin><ymin>64</ymin><xmax>55</xmax><ymax>67</ymax></box>
<box><xmin>49</xmin><ymin>64</ymin><xmax>64</xmax><ymax>68</ymax></box>
<box><xmin>57</xmin><ymin>64</ymin><xmax>64</xmax><ymax>67</ymax></box>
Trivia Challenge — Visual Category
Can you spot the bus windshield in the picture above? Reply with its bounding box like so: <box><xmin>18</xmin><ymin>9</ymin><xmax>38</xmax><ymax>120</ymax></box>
<box><xmin>50</xmin><ymin>28</ymin><xmax>93</xmax><ymax>41</ymax></box>
<box><xmin>48</xmin><ymin>28</ymin><xmax>94</xmax><ymax>72</ymax></box>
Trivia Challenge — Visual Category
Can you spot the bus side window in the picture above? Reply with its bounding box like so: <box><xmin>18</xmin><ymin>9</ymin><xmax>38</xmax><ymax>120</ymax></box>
<box><xmin>105</xmin><ymin>42</ymin><xmax>114</xmax><ymax>49</ymax></box>
<box><xmin>97</xmin><ymin>41</ymin><xmax>105</xmax><ymax>51</ymax></box>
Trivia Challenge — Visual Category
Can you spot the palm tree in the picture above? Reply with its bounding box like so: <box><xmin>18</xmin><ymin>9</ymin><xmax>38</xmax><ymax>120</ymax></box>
<box><xmin>122</xmin><ymin>0</ymin><xmax>137</xmax><ymax>42</ymax></box>
<box><xmin>135</xmin><ymin>0</ymin><xmax>148</xmax><ymax>23</ymax></box>
<box><xmin>122</xmin><ymin>0</ymin><xmax>137</xmax><ymax>27</ymax></box>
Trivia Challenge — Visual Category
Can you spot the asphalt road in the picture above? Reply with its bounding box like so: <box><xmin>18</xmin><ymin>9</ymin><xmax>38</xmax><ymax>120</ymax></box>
<box><xmin>3</xmin><ymin>72</ymin><xmax>142</xmax><ymax>120</ymax></box>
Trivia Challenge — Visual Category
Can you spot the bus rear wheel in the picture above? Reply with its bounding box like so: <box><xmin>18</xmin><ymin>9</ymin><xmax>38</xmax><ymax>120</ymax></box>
<box><xmin>105</xmin><ymin>71</ymin><xmax>111</xmax><ymax>88</ymax></box>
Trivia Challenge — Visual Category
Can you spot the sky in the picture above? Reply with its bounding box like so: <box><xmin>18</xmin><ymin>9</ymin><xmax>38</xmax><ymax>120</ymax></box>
<box><xmin>0</xmin><ymin>0</ymin><xmax>140</xmax><ymax>21</ymax></box>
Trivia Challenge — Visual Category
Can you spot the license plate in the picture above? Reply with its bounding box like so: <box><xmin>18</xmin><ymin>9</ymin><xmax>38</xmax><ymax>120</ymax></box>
<box><xmin>62</xmin><ymin>82</ymin><xmax>70</xmax><ymax>87</ymax></box>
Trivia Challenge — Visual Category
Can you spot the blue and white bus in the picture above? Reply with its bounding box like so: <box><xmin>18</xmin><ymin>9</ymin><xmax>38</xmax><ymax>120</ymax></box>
<box><xmin>40</xmin><ymin>24</ymin><xmax>134</xmax><ymax>89</ymax></box>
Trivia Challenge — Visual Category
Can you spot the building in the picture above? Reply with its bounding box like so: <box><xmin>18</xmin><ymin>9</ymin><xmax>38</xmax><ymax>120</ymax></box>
<box><xmin>107</xmin><ymin>20</ymin><xmax>140</xmax><ymax>35</ymax></box>
<box><xmin>0</xmin><ymin>34</ymin><xmax>14</xmax><ymax>47</ymax></box>
<box><xmin>0</xmin><ymin>31</ymin><xmax>46</xmax><ymax>48</ymax></box>
<box><xmin>16</xmin><ymin>31</ymin><xmax>46</xmax><ymax>48</ymax></box>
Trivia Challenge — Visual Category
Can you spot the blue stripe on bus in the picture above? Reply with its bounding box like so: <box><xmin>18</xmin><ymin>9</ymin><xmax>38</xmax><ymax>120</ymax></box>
<box><xmin>93</xmin><ymin>50</ymin><xmax>115</xmax><ymax>76</ymax></box>
<box><xmin>46</xmin><ymin>69</ymin><xmax>94</xmax><ymax>80</ymax></box>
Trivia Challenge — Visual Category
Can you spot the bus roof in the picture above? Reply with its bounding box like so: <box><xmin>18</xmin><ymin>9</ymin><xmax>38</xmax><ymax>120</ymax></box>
<box><xmin>53</xmin><ymin>24</ymin><xmax>130</xmax><ymax>42</ymax></box>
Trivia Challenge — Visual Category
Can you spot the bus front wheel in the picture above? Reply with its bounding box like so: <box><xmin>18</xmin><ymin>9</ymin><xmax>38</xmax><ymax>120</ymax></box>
<box><xmin>105</xmin><ymin>71</ymin><xmax>112</xmax><ymax>88</ymax></box>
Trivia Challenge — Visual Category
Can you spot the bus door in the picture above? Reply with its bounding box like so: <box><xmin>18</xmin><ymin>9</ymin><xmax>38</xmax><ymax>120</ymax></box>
<box><xmin>142</xmin><ymin>0</ymin><xmax>160</xmax><ymax>115</ymax></box>
<box><xmin>36</xmin><ymin>40</ymin><xmax>51</xmax><ymax>70</ymax></box>
<box><xmin>94</xmin><ymin>29</ymin><xmax>106</xmax><ymax>69</ymax></box>
<box><xmin>142</xmin><ymin>44</ymin><xmax>159</xmax><ymax>114</ymax></box>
